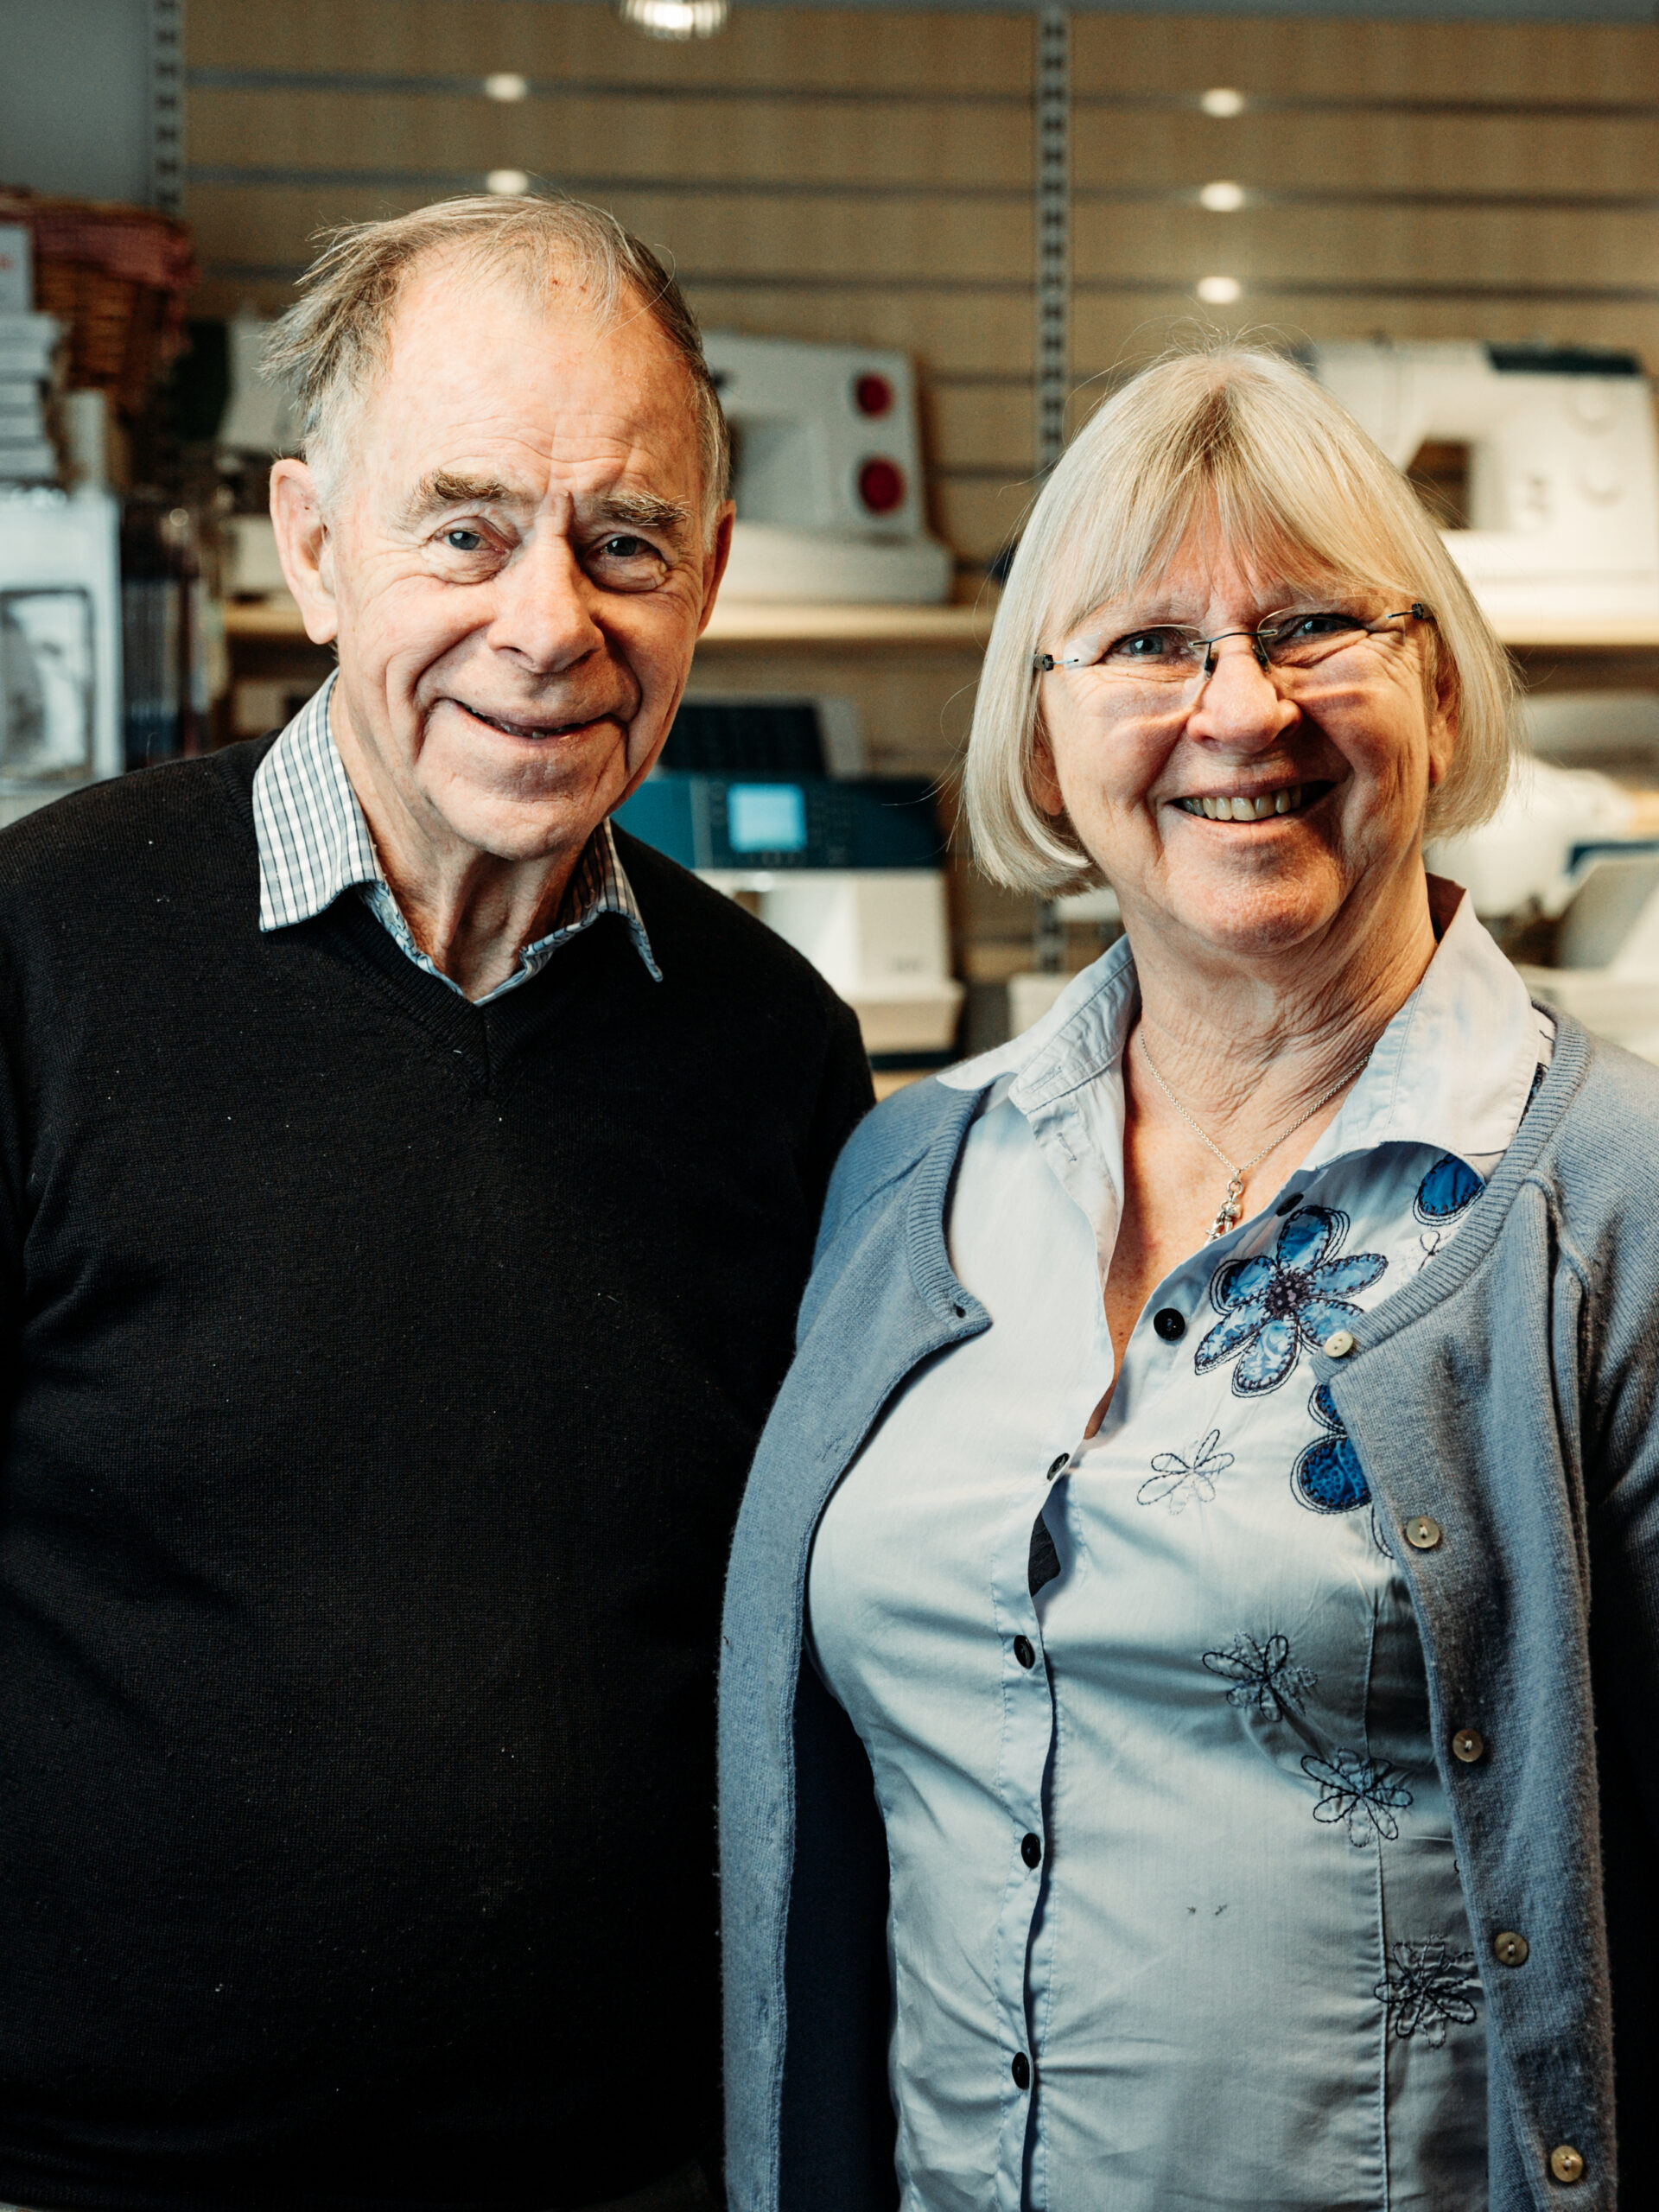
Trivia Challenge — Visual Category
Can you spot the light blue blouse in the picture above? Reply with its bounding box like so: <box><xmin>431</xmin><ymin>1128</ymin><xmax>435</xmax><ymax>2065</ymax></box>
<box><xmin>806</xmin><ymin>897</ymin><xmax>1551</xmax><ymax>2212</ymax></box>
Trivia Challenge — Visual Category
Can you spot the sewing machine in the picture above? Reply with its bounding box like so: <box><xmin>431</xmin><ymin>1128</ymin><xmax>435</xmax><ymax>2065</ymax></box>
<box><xmin>1424</xmin><ymin>690</ymin><xmax>1659</xmax><ymax>1061</ymax></box>
<box><xmin>1309</xmin><ymin>340</ymin><xmax>1659</xmax><ymax>627</ymax></box>
<box><xmin>614</xmin><ymin>695</ymin><xmax>963</xmax><ymax>1059</ymax></box>
<box><xmin>702</xmin><ymin>332</ymin><xmax>953</xmax><ymax>603</ymax></box>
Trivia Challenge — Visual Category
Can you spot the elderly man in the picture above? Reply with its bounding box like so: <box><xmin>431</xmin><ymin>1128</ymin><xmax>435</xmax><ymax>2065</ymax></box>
<box><xmin>0</xmin><ymin>199</ymin><xmax>869</xmax><ymax>2212</ymax></box>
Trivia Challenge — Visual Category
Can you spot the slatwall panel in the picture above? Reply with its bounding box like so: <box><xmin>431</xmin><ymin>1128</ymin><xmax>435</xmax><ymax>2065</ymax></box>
<box><xmin>185</xmin><ymin>3</ymin><xmax>1659</xmax><ymax>593</ymax></box>
<box><xmin>184</xmin><ymin>0</ymin><xmax>1039</xmax><ymax>582</ymax></box>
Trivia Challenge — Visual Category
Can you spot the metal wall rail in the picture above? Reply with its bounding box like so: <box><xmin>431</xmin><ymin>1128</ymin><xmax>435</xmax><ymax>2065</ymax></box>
<box><xmin>184</xmin><ymin>166</ymin><xmax>1659</xmax><ymax>218</ymax></box>
<box><xmin>185</xmin><ymin>66</ymin><xmax>1659</xmax><ymax>124</ymax></box>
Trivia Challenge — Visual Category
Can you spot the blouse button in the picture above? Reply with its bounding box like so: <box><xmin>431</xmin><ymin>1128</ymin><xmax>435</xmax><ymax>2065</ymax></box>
<box><xmin>1494</xmin><ymin>1929</ymin><xmax>1530</xmax><ymax>1967</ymax></box>
<box><xmin>1405</xmin><ymin>1515</ymin><xmax>1443</xmax><ymax>1550</ymax></box>
<box><xmin>1020</xmin><ymin>1832</ymin><xmax>1042</xmax><ymax>1868</ymax></box>
<box><xmin>1549</xmin><ymin>2145</ymin><xmax>1586</xmax><ymax>2185</ymax></box>
<box><xmin>1153</xmin><ymin>1307</ymin><xmax>1186</xmax><ymax>1342</ymax></box>
<box><xmin>1011</xmin><ymin>2053</ymin><xmax>1032</xmax><ymax>2090</ymax></box>
<box><xmin>1322</xmin><ymin>1329</ymin><xmax>1357</xmax><ymax>1358</ymax></box>
<box><xmin>1452</xmin><ymin>1727</ymin><xmax>1485</xmax><ymax>1763</ymax></box>
<box><xmin>1013</xmin><ymin>1635</ymin><xmax>1036</xmax><ymax>1669</ymax></box>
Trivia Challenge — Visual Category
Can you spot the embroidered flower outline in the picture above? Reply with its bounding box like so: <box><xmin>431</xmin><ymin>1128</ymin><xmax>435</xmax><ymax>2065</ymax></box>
<box><xmin>1292</xmin><ymin>1381</ymin><xmax>1370</xmax><ymax>1514</ymax></box>
<box><xmin>1201</xmin><ymin>1631</ymin><xmax>1316</xmax><ymax>1721</ymax></box>
<box><xmin>1195</xmin><ymin>1207</ymin><xmax>1387</xmax><ymax>1397</ymax></box>
<box><xmin>1137</xmin><ymin>1427</ymin><xmax>1235</xmax><ymax>1514</ymax></box>
<box><xmin>1414</xmin><ymin>1154</ymin><xmax>1484</xmax><ymax>1227</ymax></box>
<box><xmin>1301</xmin><ymin>1748</ymin><xmax>1414</xmax><ymax>1845</ymax></box>
<box><xmin>1375</xmin><ymin>1939</ymin><xmax>1482</xmax><ymax>2045</ymax></box>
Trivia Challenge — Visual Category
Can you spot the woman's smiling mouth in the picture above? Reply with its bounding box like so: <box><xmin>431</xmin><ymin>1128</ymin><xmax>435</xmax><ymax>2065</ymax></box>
<box><xmin>1174</xmin><ymin>781</ymin><xmax>1332</xmax><ymax>823</ymax></box>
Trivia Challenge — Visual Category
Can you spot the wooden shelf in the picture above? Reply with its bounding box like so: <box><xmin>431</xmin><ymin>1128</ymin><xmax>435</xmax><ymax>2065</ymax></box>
<box><xmin>222</xmin><ymin>594</ymin><xmax>991</xmax><ymax>648</ymax></box>
<box><xmin>1500</xmin><ymin>620</ymin><xmax>1659</xmax><ymax>650</ymax></box>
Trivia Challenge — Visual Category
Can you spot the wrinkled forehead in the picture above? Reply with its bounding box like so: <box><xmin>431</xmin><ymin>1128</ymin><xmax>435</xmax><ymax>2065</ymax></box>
<box><xmin>348</xmin><ymin>252</ymin><xmax>706</xmax><ymax>495</ymax></box>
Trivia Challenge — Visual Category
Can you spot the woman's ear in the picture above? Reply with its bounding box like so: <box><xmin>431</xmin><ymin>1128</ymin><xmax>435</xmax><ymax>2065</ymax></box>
<box><xmin>1426</xmin><ymin>671</ymin><xmax>1459</xmax><ymax>791</ymax></box>
<box><xmin>1030</xmin><ymin>721</ymin><xmax>1065</xmax><ymax>817</ymax></box>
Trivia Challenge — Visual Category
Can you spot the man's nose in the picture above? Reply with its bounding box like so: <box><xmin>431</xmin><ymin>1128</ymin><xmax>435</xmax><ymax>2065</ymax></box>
<box><xmin>484</xmin><ymin>530</ymin><xmax>606</xmax><ymax>675</ymax></box>
<box><xmin>1185</xmin><ymin>633</ymin><xmax>1299</xmax><ymax>748</ymax></box>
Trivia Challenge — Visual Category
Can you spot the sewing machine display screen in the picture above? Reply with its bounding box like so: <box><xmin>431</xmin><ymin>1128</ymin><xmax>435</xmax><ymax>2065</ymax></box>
<box><xmin>728</xmin><ymin>782</ymin><xmax>808</xmax><ymax>854</ymax></box>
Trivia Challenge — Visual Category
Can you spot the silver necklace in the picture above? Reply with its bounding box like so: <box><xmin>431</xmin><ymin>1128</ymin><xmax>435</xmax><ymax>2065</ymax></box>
<box><xmin>1138</xmin><ymin>1034</ymin><xmax>1372</xmax><ymax>1243</ymax></box>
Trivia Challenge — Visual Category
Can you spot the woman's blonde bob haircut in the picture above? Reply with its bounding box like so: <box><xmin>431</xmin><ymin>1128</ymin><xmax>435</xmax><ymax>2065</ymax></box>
<box><xmin>964</xmin><ymin>340</ymin><xmax>1519</xmax><ymax>894</ymax></box>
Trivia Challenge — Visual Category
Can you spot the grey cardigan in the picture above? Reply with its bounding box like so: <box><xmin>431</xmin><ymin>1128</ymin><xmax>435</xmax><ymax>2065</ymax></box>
<box><xmin>719</xmin><ymin>1009</ymin><xmax>1659</xmax><ymax>2212</ymax></box>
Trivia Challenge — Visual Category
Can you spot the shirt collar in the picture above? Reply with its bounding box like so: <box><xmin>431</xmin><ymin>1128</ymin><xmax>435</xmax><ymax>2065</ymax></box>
<box><xmin>942</xmin><ymin>880</ymin><xmax>1543</xmax><ymax>1174</ymax></box>
<box><xmin>251</xmin><ymin>675</ymin><xmax>659</xmax><ymax>983</ymax></box>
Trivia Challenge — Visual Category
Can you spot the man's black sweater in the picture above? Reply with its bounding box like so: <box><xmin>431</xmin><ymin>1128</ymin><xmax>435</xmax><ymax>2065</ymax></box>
<box><xmin>0</xmin><ymin>741</ymin><xmax>871</xmax><ymax>2212</ymax></box>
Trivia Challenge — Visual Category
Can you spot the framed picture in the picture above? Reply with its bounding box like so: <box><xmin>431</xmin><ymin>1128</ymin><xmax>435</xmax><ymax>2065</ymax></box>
<box><xmin>0</xmin><ymin>489</ymin><xmax>121</xmax><ymax>801</ymax></box>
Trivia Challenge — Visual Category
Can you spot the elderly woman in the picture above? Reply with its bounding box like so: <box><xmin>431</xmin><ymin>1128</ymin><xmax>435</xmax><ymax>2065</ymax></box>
<box><xmin>719</xmin><ymin>342</ymin><xmax>1659</xmax><ymax>2212</ymax></box>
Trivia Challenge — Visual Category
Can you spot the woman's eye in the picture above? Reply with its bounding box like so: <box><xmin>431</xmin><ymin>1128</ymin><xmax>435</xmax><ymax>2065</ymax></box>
<box><xmin>1109</xmin><ymin>627</ymin><xmax>1180</xmax><ymax>661</ymax></box>
<box><xmin>442</xmin><ymin>528</ymin><xmax>485</xmax><ymax>553</ymax></box>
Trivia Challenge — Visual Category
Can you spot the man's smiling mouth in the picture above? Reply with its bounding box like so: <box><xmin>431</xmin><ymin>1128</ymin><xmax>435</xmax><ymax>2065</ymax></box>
<box><xmin>451</xmin><ymin>699</ymin><xmax>620</xmax><ymax>741</ymax></box>
<box><xmin>1174</xmin><ymin>780</ymin><xmax>1332</xmax><ymax>822</ymax></box>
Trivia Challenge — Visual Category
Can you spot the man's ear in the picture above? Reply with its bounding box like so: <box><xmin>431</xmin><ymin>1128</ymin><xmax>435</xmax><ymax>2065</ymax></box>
<box><xmin>270</xmin><ymin>459</ymin><xmax>339</xmax><ymax>645</ymax></box>
<box><xmin>695</xmin><ymin>500</ymin><xmax>736</xmax><ymax>637</ymax></box>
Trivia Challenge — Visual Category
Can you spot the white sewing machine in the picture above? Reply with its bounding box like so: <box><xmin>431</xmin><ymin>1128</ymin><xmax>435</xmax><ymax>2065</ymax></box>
<box><xmin>1310</xmin><ymin>340</ymin><xmax>1659</xmax><ymax>627</ymax></box>
<box><xmin>702</xmin><ymin>332</ymin><xmax>952</xmax><ymax>604</ymax></box>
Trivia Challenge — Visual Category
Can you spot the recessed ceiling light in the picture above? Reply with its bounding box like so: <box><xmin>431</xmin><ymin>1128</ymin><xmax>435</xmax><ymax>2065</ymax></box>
<box><xmin>1200</xmin><ymin>87</ymin><xmax>1247</xmax><ymax>118</ymax></box>
<box><xmin>486</xmin><ymin>168</ymin><xmax>531</xmax><ymax>195</ymax></box>
<box><xmin>1197</xmin><ymin>275</ymin><xmax>1243</xmax><ymax>304</ymax></box>
<box><xmin>483</xmin><ymin>73</ymin><xmax>530</xmax><ymax>102</ymax></box>
<box><xmin>1199</xmin><ymin>179</ymin><xmax>1247</xmax><ymax>213</ymax></box>
<box><xmin>618</xmin><ymin>0</ymin><xmax>729</xmax><ymax>36</ymax></box>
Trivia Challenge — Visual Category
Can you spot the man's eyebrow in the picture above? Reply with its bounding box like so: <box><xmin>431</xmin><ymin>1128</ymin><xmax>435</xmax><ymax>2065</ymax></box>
<box><xmin>397</xmin><ymin>470</ymin><xmax>521</xmax><ymax>530</ymax></box>
<box><xmin>588</xmin><ymin>492</ymin><xmax>693</xmax><ymax>538</ymax></box>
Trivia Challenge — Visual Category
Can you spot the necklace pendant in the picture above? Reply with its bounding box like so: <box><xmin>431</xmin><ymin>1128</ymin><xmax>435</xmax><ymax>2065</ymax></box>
<box><xmin>1207</xmin><ymin>1169</ymin><xmax>1247</xmax><ymax>1243</ymax></box>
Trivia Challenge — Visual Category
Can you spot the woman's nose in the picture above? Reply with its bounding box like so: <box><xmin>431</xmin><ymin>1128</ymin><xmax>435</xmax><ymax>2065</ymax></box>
<box><xmin>1186</xmin><ymin>633</ymin><xmax>1298</xmax><ymax>747</ymax></box>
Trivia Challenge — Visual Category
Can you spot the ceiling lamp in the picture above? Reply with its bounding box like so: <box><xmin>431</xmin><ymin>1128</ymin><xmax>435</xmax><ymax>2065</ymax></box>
<box><xmin>1197</xmin><ymin>275</ymin><xmax>1243</xmax><ymax>304</ymax></box>
<box><xmin>618</xmin><ymin>0</ymin><xmax>729</xmax><ymax>35</ymax></box>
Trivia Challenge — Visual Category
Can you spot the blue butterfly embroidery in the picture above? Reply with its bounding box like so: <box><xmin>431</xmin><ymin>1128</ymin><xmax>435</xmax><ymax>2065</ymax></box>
<box><xmin>1195</xmin><ymin>1206</ymin><xmax>1387</xmax><ymax>1397</ymax></box>
<box><xmin>1292</xmin><ymin>1382</ymin><xmax>1370</xmax><ymax>1513</ymax></box>
<box><xmin>1414</xmin><ymin>1154</ymin><xmax>1484</xmax><ymax>1226</ymax></box>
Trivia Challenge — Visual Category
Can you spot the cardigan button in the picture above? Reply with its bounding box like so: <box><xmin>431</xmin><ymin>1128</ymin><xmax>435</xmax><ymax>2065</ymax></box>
<box><xmin>1548</xmin><ymin>2145</ymin><xmax>1585</xmax><ymax>2184</ymax></box>
<box><xmin>1493</xmin><ymin>1929</ymin><xmax>1529</xmax><ymax>1967</ymax></box>
<box><xmin>1322</xmin><ymin>1329</ymin><xmax>1356</xmax><ymax>1357</ymax></box>
<box><xmin>1405</xmin><ymin>1515</ymin><xmax>1443</xmax><ymax>1551</ymax></box>
<box><xmin>1452</xmin><ymin>1728</ymin><xmax>1485</xmax><ymax>1763</ymax></box>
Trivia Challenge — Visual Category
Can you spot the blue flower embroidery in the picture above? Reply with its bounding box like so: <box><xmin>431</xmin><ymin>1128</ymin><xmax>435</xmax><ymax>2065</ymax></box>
<box><xmin>1201</xmin><ymin>1631</ymin><xmax>1316</xmax><ymax>1721</ymax></box>
<box><xmin>1195</xmin><ymin>1207</ymin><xmax>1387</xmax><ymax>1397</ymax></box>
<box><xmin>1414</xmin><ymin>1154</ymin><xmax>1484</xmax><ymax>1226</ymax></box>
<box><xmin>1138</xmin><ymin>1428</ymin><xmax>1235</xmax><ymax>1513</ymax></box>
<box><xmin>1375</xmin><ymin>1939</ymin><xmax>1481</xmax><ymax>2045</ymax></box>
<box><xmin>1301</xmin><ymin>1748</ymin><xmax>1413</xmax><ymax>1845</ymax></box>
<box><xmin>1292</xmin><ymin>1382</ymin><xmax>1370</xmax><ymax>1513</ymax></box>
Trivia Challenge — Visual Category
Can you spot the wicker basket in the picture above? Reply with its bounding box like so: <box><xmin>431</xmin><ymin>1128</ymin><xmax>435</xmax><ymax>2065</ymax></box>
<box><xmin>0</xmin><ymin>189</ymin><xmax>196</xmax><ymax>417</ymax></box>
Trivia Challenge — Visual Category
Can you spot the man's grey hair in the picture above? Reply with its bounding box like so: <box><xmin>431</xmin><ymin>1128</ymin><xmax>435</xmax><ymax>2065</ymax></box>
<box><xmin>263</xmin><ymin>194</ymin><xmax>732</xmax><ymax>527</ymax></box>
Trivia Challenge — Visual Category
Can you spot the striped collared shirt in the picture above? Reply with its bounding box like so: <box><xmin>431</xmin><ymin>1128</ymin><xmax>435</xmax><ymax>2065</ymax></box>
<box><xmin>251</xmin><ymin>676</ymin><xmax>659</xmax><ymax>1002</ymax></box>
